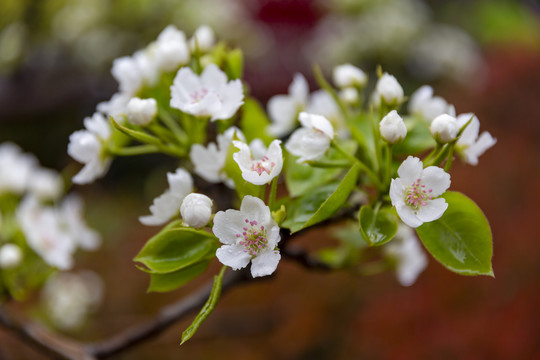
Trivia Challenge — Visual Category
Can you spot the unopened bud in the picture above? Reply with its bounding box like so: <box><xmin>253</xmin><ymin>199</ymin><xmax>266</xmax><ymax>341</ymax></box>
<box><xmin>380</xmin><ymin>110</ymin><xmax>407</xmax><ymax>144</ymax></box>
<box><xmin>180</xmin><ymin>193</ymin><xmax>213</xmax><ymax>228</ymax></box>
<box><xmin>0</xmin><ymin>244</ymin><xmax>23</xmax><ymax>269</ymax></box>
<box><xmin>189</xmin><ymin>25</ymin><xmax>215</xmax><ymax>52</ymax></box>
<box><xmin>127</xmin><ymin>97</ymin><xmax>157</xmax><ymax>126</ymax></box>
<box><xmin>333</xmin><ymin>64</ymin><xmax>367</xmax><ymax>88</ymax></box>
<box><xmin>431</xmin><ymin>114</ymin><xmax>458</xmax><ymax>143</ymax></box>
<box><xmin>376</xmin><ymin>73</ymin><xmax>404</xmax><ymax>106</ymax></box>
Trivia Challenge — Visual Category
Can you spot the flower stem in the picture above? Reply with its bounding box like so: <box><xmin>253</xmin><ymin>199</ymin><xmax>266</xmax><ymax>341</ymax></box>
<box><xmin>159</xmin><ymin>108</ymin><xmax>189</xmax><ymax>146</ymax></box>
<box><xmin>108</xmin><ymin>144</ymin><xmax>160</xmax><ymax>156</ymax></box>
<box><xmin>384</xmin><ymin>143</ymin><xmax>393</xmax><ymax>186</ymax></box>
<box><xmin>312</xmin><ymin>64</ymin><xmax>350</xmax><ymax>121</ymax></box>
<box><xmin>268</xmin><ymin>176</ymin><xmax>278</xmax><ymax>210</ymax></box>
<box><xmin>331</xmin><ymin>140</ymin><xmax>381</xmax><ymax>189</ymax></box>
<box><xmin>305</xmin><ymin>160</ymin><xmax>351</xmax><ymax>168</ymax></box>
<box><xmin>423</xmin><ymin>143</ymin><xmax>442</xmax><ymax>164</ymax></box>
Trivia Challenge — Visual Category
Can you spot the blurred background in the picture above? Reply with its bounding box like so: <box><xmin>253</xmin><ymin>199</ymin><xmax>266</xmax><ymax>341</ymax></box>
<box><xmin>1</xmin><ymin>0</ymin><xmax>539</xmax><ymax>358</ymax></box>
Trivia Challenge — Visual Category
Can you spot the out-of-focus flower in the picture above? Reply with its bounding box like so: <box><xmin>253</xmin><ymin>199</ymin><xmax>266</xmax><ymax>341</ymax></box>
<box><xmin>408</xmin><ymin>85</ymin><xmax>455</xmax><ymax>121</ymax></box>
<box><xmin>214</xmin><ymin>196</ymin><xmax>281</xmax><ymax>278</ymax></box>
<box><xmin>27</xmin><ymin>168</ymin><xmax>63</xmax><ymax>201</ymax></box>
<box><xmin>0</xmin><ymin>244</ymin><xmax>23</xmax><ymax>269</ymax></box>
<box><xmin>139</xmin><ymin>168</ymin><xmax>193</xmax><ymax>226</ymax></box>
<box><xmin>390</xmin><ymin>156</ymin><xmax>451</xmax><ymax>228</ymax></box>
<box><xmin>68</xmin><ymin>113</ymin><xmax>112</xmax><ymax>185</ymax></box>
<box><xmin>59</xmin><ymin>195</ymin><xmax>101</xmax><ymax>251</ymax></box>
<box><xmin>153</xmin><ymin>25</ymin><xmax>190</xmax><ymax>72</ymax></box>
<box><xmin>339</xmin><ymin>87</ymin><xmax>359</xmax><ymax>104</ymax></box>
<box><xmin>170</xmin><ymin>64</ymin><xmax>244</xmax><ymax>121</ymax></box>
<box><xmin>285</xmin><ymin>112</ymin><xmax>334</xmax><ymax>163</ymax></box>
<box><xmin>180</xmin><ymin>193</ymin><xmax>213</xmax><ymax>228</ymax></box>
<box><xmin>127</xmin><ymin>97</ymin><xmax>157</xmax><ymax>126</ymax></box>
<box><xmin>431</xmin><ymin>114</ymin><xmax>458</xmax><ymax>143</ymax></box>
<box><xmin>97</xmin><ymin>92</ymin><xmax>131</xmax><ymax>119</ymax></box>
<box><xmin>380</xmin><ymin>110</ymin><xmax>407</xmax><ymax>144</ymax></box>
<box><xmin>267</xmin><ymin>74</ymin><xmax>309</xmax><ymax>137</ymax></box>
<box><xmin>0</xmin><ymin>143</ymin><xmax>37</xmax><ymax>195</ymax></box>
<box><xmin>233</xmin><ymin>140</ymin><xmax>283</xmax><ymax>185</ymax></box>
<box><xmin>306</xmin><ymin>90</ymin><xmax>346</xmax><ymax>134</ymax></box>
<box><xmin>384</xmin><ymin>224</ymin><xmax>428</xmax><ymax>286</ymax></box>
<box><xmin>333</xmin><ymin>64</ymin><xmax>367</xmax><ymax>88</ymax></box>
<box><xmin>189</xmin><ymin>25</ymin><xmax>215</xmax><ymax>52</ymax></box>
<box><xmin>456</xmin><ymin>113</ymin><xmax>496</xmax><ymax>166</ymax></box>
<box><xmin>375</xmin><ymin>73</ymin><xmax>404</xmax><ymax>106</ymax></box>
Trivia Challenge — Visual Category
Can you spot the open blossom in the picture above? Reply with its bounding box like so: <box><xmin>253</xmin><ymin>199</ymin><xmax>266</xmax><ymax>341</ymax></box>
<box><xmin>390</xmin><ymin>156</ymin><xmax>451</xmax><ymax>228</ymax></box>
<box><xmin>384</xmin><ymin>224</ymin><xmax>428</xmax><ymax>286</ymax></box>
<box><xmin>153</xmin><ymin>25</ymin><xmax>190</xmax><ymax>72</ymax></box>
<box><xmin>456</xmin><ymin>113</ymin><xmax>496</xmax><ymax>165</ymax></box>
<box><xmin>27</xmin><ymin>168</ymin><xmax>63</xmax><ymax>201</ymax></box>
<box><xmin>333</xmin><ymin>63</ymin><xmax>367</xmax><ymax>88</ymax></box>
<box><xmin>180</xmin><ymin>193</ymin><xmax>213</xmax><ymax>228</ymax></box>
<box><xmin>170</xmin><ymin>64</ymin><xmax>244</xmax><ymax>121</ymax></box>
<box><xmin>267</xmin><ymin>73</ymin><xmax>309</xmax><ymax>137</ymax></box>
<box><xmin>233</xmin><ymin>139</ymin><xmax>283</xmax><ymax>185</ymax></box>
<box><xmin>112</xmin><ymin>51</ymin><xmax>158</xmax><ymax>96</ymax></box>
<box><xmin>59</xmin><ymin>195</ymin><xmax>101</xmax><ymax>251</ymax></box>
<box><xmin>431</xmin><ymin>114</ymin><xmax>458</xmax><ymax>143</ymax></box>
<box><xmin>375</xmin><ymin>73</ymin><xmax>404</xmax><ymax>106</ymax></box>
<box><xmin>380</xmin><ymin>110</ymin><xmax>407</xmax><ymax>144</ymax></box>
<box><xmin>0</xmin><ymin>143</ymin><xmax>37</xmax><ymax>195</ymax></box>
<box><xmin>68</xmin><ymin>112</ymin><xmax>112</xmax><ymax>185</ymax></box>
<box><xmin>139</xmin><ymin>168</ymin><xmax>193</xmax><ymax>226</ymax></box>
<box><xmin>285</xmin><ymin>112</ymin><xmax>334</xmax><ymax>163</ymax></box>
<box><xmin>213</xmin><ymin>196</ymin><xmax>281</xmax><ymax>278</ymax></box>
<box><xmin>408</xmin><ymin>85</ymin><xmax>455</xmax><ymax>122</ymax></box>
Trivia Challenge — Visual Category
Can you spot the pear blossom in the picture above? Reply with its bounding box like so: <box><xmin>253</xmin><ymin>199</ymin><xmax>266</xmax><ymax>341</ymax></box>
<box><xmin>27</xmin><ymin>168</ymin><xmax>63</xmax><ymax>201</ymax></box>
<box><xmin>339</xmin><ymin>87</ymin><xmax>359</xmax><ymax>104</ymax></box>
<box><xmin>170</xmin><ymin>64</ymin><xmax>244</xmax><ymax>121</ymax></box>
<box><xmin>68</xmin><ymin>112</ymin><xmax>112</xmax><ymax>184</ymax></box>
<box><xmin>380</xmin><ymin>110</ymin><xmax>407</xmax><ymax>144</ymax></box>
<box><xmin>233</xmin><ymin>139</ymin><xmax>283</xmax><ymax>185</ymax></box>
<box><xmin>0</xmin><ymin>244</ymin><xmax>23</xmax><ymax>269</ymax></box>
<box><xmin>190</xmin><ymin>127</ymin><xmax>245</xmax><ymax>186</ymax></box>
<box><xmin>127</xmin><ymin>97</ymin><xmax>157</xmax><ymax>126</ymax></box>
<box><xmin>189</xmin><ymin>25</ymin><xmax>215</xmax><ymax>52</ymax></box>
<box><xmin>154</xmin><ymin>25</ymin><xmax>190</xmax><ymax>72</ymax></box>
<box><xmin>139</xmin><ymin>168</ymin><xmax>193</xmax><ymax>226</ymax></box>
<box><xmin>456</xmin><ymin>113</ymin><xmax>496</xmax><ymax>165</ymax></box>
<box><xmin>306</xmin><ymin>90</ymin><xmax>346</xmax><ymax>134</ymax></box>
<box><xmin>333</xmin><ymin>64</ymin><xmax>367</xmax><ymax>88</ymax></box>
<box><xmin>267</xmin><ymin>73</ymin><xmax>309</xmax><ymax>137</ymax></box>
<box><xmin>384</xmin><ymin>224</ymin><xmax>428</xmax><ymax>286</ymax></box>
<box><xmin>214</xmin><ymin>196</ymin><xmax>281</xmax><ymax>278</ymax></box>
<box><xmin>59</xmin><ymin>195</ymin><xmax>101</xmax><ymax>251</ymax></box>
<box><xmin>285</xmin><ymin>112</ymin><xmax>334</xmax><ymax>163</ymax></box>
<box><xmin>390</xmin><ymin>156</ymin><xmax>451</xmax><ymax>228</ymax></box>
<box><xmin>0</xmin><ymin>143</ymin><xmax>37</xmax><ymax>195</ymax></box>
<box><xmin>408</xmin><ymin>85</ymin><xmax>455</xmax><ymax>121</ymax></box>
<box><xmin>111</xmin><ymin>50</ymin><xmax>158</xmax><ymax>96</ymax></box>
<box><xmin>431</xmin><ymin>114</ymin><xmax>458</xmax><ymax>143</ymax></box>
<box><xmin>180</xmin><ymin>193</ymin><xmax>213</xmax><ymax>228</ymax></box>
<box><xmin>375</xmin><ymin>73</ymin><xmax>404</xmax><ymax>106</ymax></box>
<box><xmin>97</xmin><ymin>92</ymin><xmax>131</xmax><ymax>119</ymax></box>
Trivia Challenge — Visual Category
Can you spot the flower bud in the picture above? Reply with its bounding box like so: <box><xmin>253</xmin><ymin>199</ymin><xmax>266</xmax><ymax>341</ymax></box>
<box><xmin>339</xmin><ymin>87</ymin><xmax>359</xmax><ymax>104</ymax></box>
<box><xmin>180</xmin><ymin>193</ymin><xmax>213</xmax><ymax>228</ymax></box>
<box><xmin>376</xmin><ymin>73</ymin><xmax>404</xmax><ymax>106</ymax></box>
<box><xmin>380</xmin><ymin>110</ymin><xmax>407</xmax><ymax>144</ymax></box>
<box><xmin>431</xmin><ymin>114</ymin><xmax>458</xmax><ymax>143</ymax></box>
<box><xmin>333</xmin><ymin>64</ymin><xmax>367</xmax><ymax>88</ymax></box>
<box><xmin>127</xmin><ymin>97</ymin><xmax>157</xmax><ymax>126</ymax></box>
<box><xmin>0</xmin><ymin>244</ymin><xmax>23</xmax><ymax>269</ymax></box>
<box><xmin>189</xmin><ymin>25</ymin><xmax>215</xmax><ymax>52</ymax></box>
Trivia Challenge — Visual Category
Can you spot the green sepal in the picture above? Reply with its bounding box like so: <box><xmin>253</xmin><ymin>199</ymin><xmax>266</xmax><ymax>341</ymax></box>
<box><xmin>148</xmin><ymin>259</ymin><xmax>212</xmax><ymax>293</ymax></box>
<box><xmin>110</xmin><ymin>117</ymin><xmax>162</xmax><ymax>146</ymax></box>
<box><xmin>181</xmin><ymin>266</ymin><xmax>226</xmax><ymax>345</ymax></box>
<box><xmin>239</xmin><ymin>98</ymin><xmax>273</xmax><ymax>145</ymax></box>
<box><xmin>225</xmin><ymin>48</ymin><xmax>244</xmax><ymax>80</ymax></box>
<box><xmin>134</xmin><ymin>228</ymin><xmax>218</xmax><ymax>274</ymax></box>
<box><xmin>283</xmin><ymin>163</ymin><xmax>360</xmax><ymax>233</ymax></box>
<box><xmin>416</xmin><ymin>191</ymin><xmax>494</xmax><ymax>277</ymax></box>
<box><xmin>358</xmin><ymin>204</ymin><xmax>398</xmax><ymax>246</ymax></box>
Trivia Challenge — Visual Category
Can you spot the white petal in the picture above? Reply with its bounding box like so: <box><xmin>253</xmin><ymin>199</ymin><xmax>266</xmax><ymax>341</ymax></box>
<box><xmin>408</xmin><ymin>85</ymin><xmax>433</xmax><ymax>115</ymax></box>
<box><xmin>289</xmin><ymin>73</ymin><xmax>309</xmax><ymax>105</ymax></box>
<box><xmin>216</xmin><ymin>244</ymin><xmax>252</xmax><ymax>270</ymax></box>
<box><xmin>421</xmin><ymin>166</ymin><xmax>451</xmax><ymax>197</ymax></box>
<box><xmin>214</xmin><ymin>79</ymin><xmax>244</xmax><ymax>120</ymax></box>
<box><xmin>212</xmin><ymin>209</ymin><xmax>248</xmax><ymax>245</ymax></box>
<box><xmin>285</xmin><ymin>128</ymin><xmax>330</xmax><ymax>162</ymax></box>
<box><xmin>456</xmin><ymin>113</ymin><xmax>479</xmax><ymax>146</ymax></box>
<box><xmin>397</xmin><ymin>156</ymin><xmax>423</xmax><ymax>184</ymax></box>
<box><xmin>190</xmin><ymin>143</ymin><xmax>222</xmax><ymax>182</ymax></box>
<box><xmin>168</xmin><ymin>168</ymin><xmax>193</xmax><ymax>196</ymax></box>
<box><xmin>268</xmin><ymin>95</ymin><xmax>297</xmax><ymax>137</ymax></box>
<box><xmin>298</xmin><ymin>112</ymin><xmax>334</xmax><ymax>139</ymax></box>
<box><xmin>465</xmin><ymin>132</ymin><xmax>496</xmax><ymax>166</ymax></box>
<box><xmin>389</xmin><ymin>178</ymin><xmax>405</xmax><ymax>207</ymax></box>
<box><xmin>416</xmin><ymin>198</ymin><xmax>448</xmax><ymax>222</ymax></box>
<box><xmin>239</xmin><ymin>196</ymin><xmax>271</xmax><ymax>225</ymax></box>
<box><xmin>251</xmin><ymin>249</ymin><xmax>281</xmax><ymax>277</ymax></box>
<box><xmin>139</xmin><ymin>192</ymin><xmax>181</xmax><ymax>226</ymax></box>
<box><xmin>395</xmin><ymin>204</ymin><xmax>423</xmax><ymax>228</ymax></box>
<box><xmin>200</xmin><ymin>64</ymin><xmax>228</xmax><ymax>89</ymax></box>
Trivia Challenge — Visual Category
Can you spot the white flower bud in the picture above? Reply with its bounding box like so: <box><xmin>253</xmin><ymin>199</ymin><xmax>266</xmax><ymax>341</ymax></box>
<box><xmin>127</xmin><ymin>97</ymin><xmax>157</xmax><ymax>126</ymax></box>
<box><xmin>180</xmin><ymin>193</ymin><xmax>213</xmax><ymax>228</ymax></box>
<box><xmin>189</xmin><ymin>25</ymin><xmax>215</xmax><ymax>52</ymax></box>
<box><xmin>333</xmin><ymin>64</ymin><xmax>367</xmax><ymax>88</ymax></box>
<box><xmin>0</xmin><ymin>244</ymin><xmax>23</xmax><ymax>269</ymax></box>
<box><xmin>380</xmin><ymin>110</ymin><xmax>407</xmax><ymax>144</ymax></box>
<box><xmin>339</xmin><ymin>87</ymin><xmax>359</xmax><ymax>104</ymax></box>
<box><xmin>431</xmin><ymin>114</ymin><xmax>458</xmax><ymax>143</ymax></box>
<box><xmin>376</xmin><ymin>73</ymin><xmax>404</xmax><ymax>105</ymax></box>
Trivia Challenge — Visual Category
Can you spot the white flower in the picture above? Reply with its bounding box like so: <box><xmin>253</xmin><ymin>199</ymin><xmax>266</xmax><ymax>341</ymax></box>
<box><xmin>233</xmin><ymin>140</ymin><xmax>283</xmax><ymax>185</ymax></box>
<box><xmin>0</xmin><ymin>143</ymin><xmax>37</xmax><ymax>195</ymax></box>
<box><xmin>97</xmin><ymin>92</ymin><xmax>131</xmax><ymax>118</ymax></box>
<box><xmin>333</xmin><ymin>64</ymin><xmax>367</xmax><ymax>88</ymax></box>
<box><xmin>408</xmin><ymin>85</ymin><xmax>455</xmax><ymax>121</ymax></box>
<box><xmin>0</xmin><ymin>244</ymin><xmax>23</xmax><ymax>269</ymax></box>
<box><xmin>214</xmin><ymin>196</ymin><xmax>281</xmax><ymax>278</ymax></box>
<box><xmin>127</xmin><ymin>97</ymin><xmax>157</xmax><ymax>126</ymax></box>
<box><xmin>306</xmin><ymin>90</ymin><xmax>346</xmax><ymax>134</ymax></box>
<box><xmin>380</xmin><ymin>110</ymin><xmax>407</xmax><ymax>144</ymax></box>
<box><xmin>339</xmin><ymin>87</ymin><xmax>359</xmax><ymax>104</ymax></box>
<box><xmin>390</xmin><ymin>156</ymin><xmax>451</xmax><ymax>228</ymax></box>
<box><xmin>456</xmin><ymin>113</ymin><xmax>496</xmax><ymax>166</ymax></box>
<box><xmin>170</xmin><ymin>64</ymin><xmax>244</xmax><ymax>121</ymax></box>
<box><xmin>180</xmin><ymin>193</ymin><xmax>213</xmax><ymax>228</ymax></box>
<box><xmin>154</xmin><ymin>25</ymin><xmax>190</xmax><ymax>72</ymax></box>
<box><xmin>190</xmin><ymin>127</ymin><xmax>244</xmax><ymax>186</ymax></box>
<box><xmin>375</xmin><ymin>73</ymin><xmax>404</xmax><ymax>106</ymax></box>
<box><xmin>189</xmin><ymin>25</ymin><xmax>215</xmax><ymax>52</ymax></box>
<box><xmin>59</xmin><ymin>195</ymin><xmax>101</xmax><ymax>251</ymax></box>
<box><xmin>431</xmin><ymin>114</ymin><xmax>458</xmax><ymax>143</ymax></box>
<box><xmin>27</xmin><ymin>168</ymin><xmax>63</xmax><ymax>201</ymax></box>
<box><xmin>384</xmin><ymin>224</ymin><xmax>428</xmax><ymax>286</ymax></box>
<box><xmin>17</xmin><ymin>197</ymin><xmax>76</xmax><ymax>270</ymax></box>
<box><xmin>111</xmin><ymin>50</ymin><xmax>158</xmax><ymax>96</ymax></box>
<box><xmin>267</xmin><ymin>73</ymin><xmax>309</xmax><ymax>137</ymax></box>
<box><xmin>139</xmin><ymin>168</ymin><xmax>193</xmax><ymax>226</ymax></box>
<box><xmin>285</xmin><ymin>112</ymin><xmax>334</xmax><ymax>163</ymax></box>
<box><xmin>68</xmin><ymin>112</ymin><xmax>112</xmax><ymax>185</ymax></box>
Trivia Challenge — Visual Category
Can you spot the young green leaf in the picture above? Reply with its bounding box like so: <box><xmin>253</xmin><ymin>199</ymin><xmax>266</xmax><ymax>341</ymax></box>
<box><xmin>148</xmin><ymin>259</ymin><xmax>212</xmax><ymax>293</ymax></box>
<box><xmin>416</xmin><ymin>191</ymin><xmax>494</xmax><ymax>276</ymax></box>
<box><xmin>181</xmin><ymin>266</ymin><xmax>226</xmax><ymax>344</ymax></box>
<box><xmin>225</xmin><ymin>48</ymin><xmax>244</xmax><ymax>80</ymax></box>
<box><xmin>358</xmin><ymin>204</ymin><xmax>398</xmax><ymax>246</ymax></box>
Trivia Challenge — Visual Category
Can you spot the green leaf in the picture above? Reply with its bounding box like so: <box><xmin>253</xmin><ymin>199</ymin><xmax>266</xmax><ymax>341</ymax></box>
<box><xmin>225</xmin><ymin>48</ymin><xmax>244</xmax><ymax>80</ymax></box>
<box><xmin>283</xmin><ymin>163</ymin><xmax>359</xmax><ymax>233</ymax></box>
<box><xmin>134</xmin><ymin>228</ymin><xmax>218</xmax><ymax>274</ymax></box>
<box><xmin>181</xmin><ymin>266</ymin><xmax>226</xmax><ymax>345</ymax></box>
<box><xmin>240</xmin><ymin>98</ymin><xmax>273</xmax><ymax>145</ymax></box>
<box><xmin>416</xmin><ymin>191</ymin><xmax>494</xmax><ymax>276</ymax></box>
<box><xmin>110</xmin><ymin>117</ymin><xmax>163</xmax><ymax>146</ymax></box>
<box><xmin>358</xmin><ymin>204</ymin><xmax>398</xmax><ymax>246</ymax></box>
<box><xmin>148</xmin><ymin>259</ymin><xmax>212</xmax><ymax>293</ymax></box>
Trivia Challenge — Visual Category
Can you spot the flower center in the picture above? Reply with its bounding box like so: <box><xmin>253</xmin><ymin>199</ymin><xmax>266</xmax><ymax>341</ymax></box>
<box><xmin>250</xmin><ymin>156</ymin><xmax>275</xmax><ymax>176</ymax></box>
<box><xmin>236</xmin><ymin>218</ymin><xmax>268</xmax><ymax>257</ymax></box>
<box><xmin>190</xmin><ymin>88</ymin><xmax>209</xmax><ymax>103</ymax></box>
<box><xmin>405</xmin><ymin>178</ymin><xmax>433</xmax><ymax>210</ymax></box>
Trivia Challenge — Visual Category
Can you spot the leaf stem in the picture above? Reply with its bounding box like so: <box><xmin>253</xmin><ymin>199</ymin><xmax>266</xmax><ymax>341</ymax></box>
<box><xmin>331</xmin><ymin>140</ymin><xmax>381</xmax><ymax>189</ymax></box>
